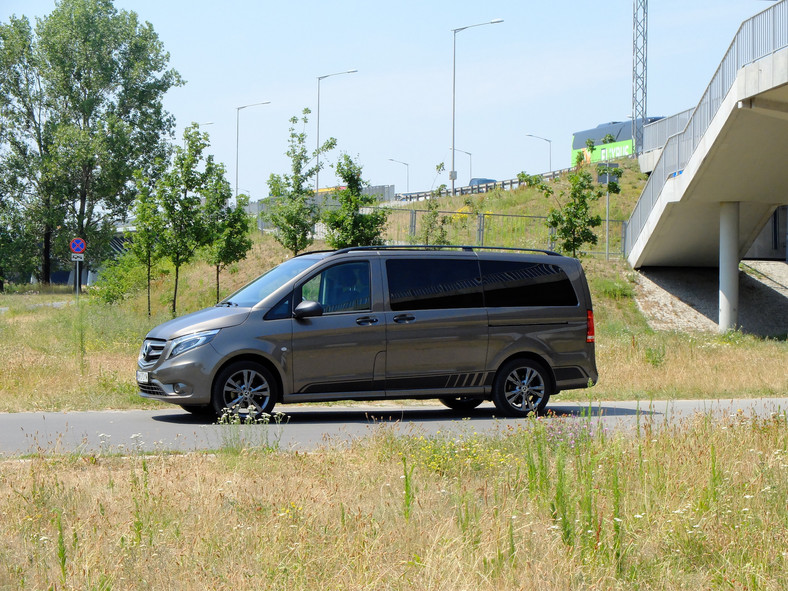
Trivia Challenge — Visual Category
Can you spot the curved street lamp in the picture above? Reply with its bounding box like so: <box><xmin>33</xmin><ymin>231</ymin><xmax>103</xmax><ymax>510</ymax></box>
<box><xmin>451</xmin><ymin>18</ymin><xmax>503</xmax><ymax>196</ymax></box>
<box><xmin>452</xmin><ymin>147</ymin><xmax>472</xmax><ymax>182</ymax></box>
<box><xmin>525</xmin><ymin>133</ymin><xmax>552</xmax><ymax>173</ymax></box>
<box><xmin>388</xmin><ymin>158</ymin><xmax>410</xmax><ymax>193</ymax></box>
<box><xmin>235</xmin><ymin>101</ymin><xmax>271</xmax><ymax>197</ymax></box>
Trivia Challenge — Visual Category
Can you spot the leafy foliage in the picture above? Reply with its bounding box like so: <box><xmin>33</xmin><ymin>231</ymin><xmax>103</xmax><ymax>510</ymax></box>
<box><xmin>417</xmin><ymin>187</ymin><xmax>452</xmax><ymax>246</ymax></box>
<box><xmin>204</xmin><ymin>192</ymin><xmax>253</xmax><ymax>304</ymax></box>
<box><xmin>131</xmin><ymin>124</ymin><xmax>246</xmax><ymax>316</ymax></box>
<box><xmin>130</xmin><ymin>170</ymin><xmax>163</xmax><ymax>315</ymax></box>
<box><xmin>0</xmin><ymin>0</ymin><xmax>181</xmax><ymax>283</ymax></box>
<box><xmin>91</xmin><ymin>250</ymin><xmax>148</xmax><ymax>305</ymax></box>
<box><xmin>544</xmin><ymin>171</ymin><xmax>602</xmax><ymax>258</ymax></box>
<box><xmin>322</xmin><ymin>154</ymin><xmax>387</xmax><ymax>249</ymax></box>
<box><xmin>265</xmin><ymin>109</ymin><xmax>336</xmax><ymax>255</ymax></box>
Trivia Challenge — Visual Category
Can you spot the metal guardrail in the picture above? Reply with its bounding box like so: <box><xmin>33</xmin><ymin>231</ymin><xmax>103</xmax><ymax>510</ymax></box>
<box><xmin>392</xmin><ymin>168</ymin><xmax>572</xmax><ymax>202</ymax></box>
<box><xmin>626</xmin><ymin>0</ymin><xmax>788</xmax><ymax>256</ymax></box>
<box><xmin>379</xmin><ymin>208</ymin><xmax>626</xmax><ymax>257</ymax></box>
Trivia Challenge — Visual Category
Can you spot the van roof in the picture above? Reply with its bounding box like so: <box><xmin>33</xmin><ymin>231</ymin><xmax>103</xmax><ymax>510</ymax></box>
<box><xmin>324</xmin><ymin>245</ymin><xmax>562</xmax><ymax>257</ymax></box>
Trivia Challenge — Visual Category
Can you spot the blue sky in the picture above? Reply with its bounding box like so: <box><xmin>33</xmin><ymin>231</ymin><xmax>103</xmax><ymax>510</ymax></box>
<box><xmin>0</xmin><ymin>0</ymin><xmax>775</xmax><ymax>200</ymax></box>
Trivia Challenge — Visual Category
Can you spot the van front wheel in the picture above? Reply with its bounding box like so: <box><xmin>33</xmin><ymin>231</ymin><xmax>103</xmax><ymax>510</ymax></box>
<box><xmin>492</xmin><ymin>359</ymin><xmax>551</xmax><ymax>417</ymax></box>
<box><xmin>212</xmin><ymin>361</ymin><xmax>278</xmax><ymax>418</ymax></box>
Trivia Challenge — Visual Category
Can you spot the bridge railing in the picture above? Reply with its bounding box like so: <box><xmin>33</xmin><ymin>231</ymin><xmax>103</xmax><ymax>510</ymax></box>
<box><xmin>626</xmin><ymin>0</ymin><xmax>788</xmax><ymax>256</ymax></box>
<box><xmin>642</xmin><ymin>108</ymin><xmax>693</xmax><ymax>153</ymax></box>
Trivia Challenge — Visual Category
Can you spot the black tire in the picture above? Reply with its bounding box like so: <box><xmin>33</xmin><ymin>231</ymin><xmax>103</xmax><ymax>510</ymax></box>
<box><xmin>439</xmin><ymin>396</ymin><xmax>484</xmax><ymax>412</ymax></box>
<box><xmin>211</xmin><ymin>360</ymin><xmax>278</xmax><ymax>418</ymax></box>
<box><xmin>492</xmin><ymin>358</ymin><xmax>552</xmax><ymax>417</ymax></box>
<box><xmin>179</xmin><ymin>404</ymin><xmax>216</xmax><ymax>417</ymax></box>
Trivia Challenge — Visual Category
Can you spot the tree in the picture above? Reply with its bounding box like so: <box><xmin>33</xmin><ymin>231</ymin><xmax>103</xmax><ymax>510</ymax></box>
<box><xmin>0</xmin><ymin>0</ymin><xmax>181</xmax><ymax>284</ymax></box>
<box><xmin>130</xmin><ymin>170</ymin><xmax>163</xmax><ymax>316</ymax></box>
<box><xmin>322</xmin><ymin>154</ymin><xmax>387</xmax><ymax>249</ymax></box>
<box><xmin>544</xmin><ymin>170</ymin><xmax>602</xmax><ymax>258</ymax></box>
<box><xmin>265</xmin><ymin>108</ymin><xmax>336</xmax><ymax>255</ymax></box>
<box><xmin>155</xmin><ymin>124</ymin><xmax>214</xmax><ymax>316</ymax></box>
<box><xmin>417</xmin><ymin>185</ymin><xmax>452</xmax><ymax>246</ymax></box>
<box><xmin>0</xmin><ymin>194</ymin><xmax>37</xmax><ymax>292</ymax></box>
<box><xmin>204</xmin><ymin>187</ymin><xmax>253</xmax><ymax>304</ymax></box>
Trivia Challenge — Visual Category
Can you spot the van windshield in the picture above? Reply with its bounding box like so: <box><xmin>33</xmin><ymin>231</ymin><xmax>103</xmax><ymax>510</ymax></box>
<box><xmin>218</xmin><ymin>255</ymin><xmax>325</xmax><ymax>308</ymax></box>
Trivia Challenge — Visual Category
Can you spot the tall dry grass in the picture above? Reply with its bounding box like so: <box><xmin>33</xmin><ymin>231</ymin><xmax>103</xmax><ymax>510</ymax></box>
<box><xmin>1</xmin><ymin>234</ymin><xmax>786</xmax><ymax>412</ymax></box>
<box><xmin>0</xmin><ymin>411</ymin><xmax>785</xmax><ymax>589</ymax></box>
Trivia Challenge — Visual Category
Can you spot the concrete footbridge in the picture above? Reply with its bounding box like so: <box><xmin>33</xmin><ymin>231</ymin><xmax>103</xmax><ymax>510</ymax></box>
<box><xmin>627</xmin><ymin>1</ymin><xmax>788</xmax><ymax>331</ymax></box>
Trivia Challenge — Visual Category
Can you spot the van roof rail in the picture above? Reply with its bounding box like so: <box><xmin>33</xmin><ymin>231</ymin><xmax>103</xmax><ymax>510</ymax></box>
<box><xmin>328</xmin><ymin>245</ymin><xmax>562</xmax><ymax>256</ymax></box>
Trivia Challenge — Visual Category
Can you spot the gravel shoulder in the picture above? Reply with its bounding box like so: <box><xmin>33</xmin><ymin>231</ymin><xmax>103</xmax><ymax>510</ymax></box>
<box><xmin>634</xmin><ymin>260</ymin><xmax>788</xmax><ymax>337</ymax></box>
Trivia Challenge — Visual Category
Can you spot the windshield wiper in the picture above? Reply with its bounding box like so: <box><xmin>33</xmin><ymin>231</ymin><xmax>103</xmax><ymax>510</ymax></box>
<box><xmin>216</xmin><ymin>301</ymin><xmax>237</xmax><ymax>307</ymax></box>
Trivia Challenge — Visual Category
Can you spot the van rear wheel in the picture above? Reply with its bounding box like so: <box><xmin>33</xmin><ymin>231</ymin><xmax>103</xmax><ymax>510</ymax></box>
<box><xmin>439</xmin><ymin>396</ymin><xmax>484</xmax><ymax>412</ymax></box>
<box><xmin>492</xmin><ymin>359</ymin><xmax>551</xmax><ymax>417</ymax></box>
<box><xmin>212</xmin><ymin>361</ymin><xmax>277</xmax><ymax>418</ymax></box>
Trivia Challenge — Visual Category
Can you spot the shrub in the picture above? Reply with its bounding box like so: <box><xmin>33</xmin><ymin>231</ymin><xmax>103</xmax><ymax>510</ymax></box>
<box><xmin>90</xmin><ymin>251</ymin><xmax>147</xmax><ymax>304</ymax></box>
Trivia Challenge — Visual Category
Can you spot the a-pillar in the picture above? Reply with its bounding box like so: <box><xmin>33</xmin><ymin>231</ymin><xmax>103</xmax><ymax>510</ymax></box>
<box><xmin>719</xmin><ymin>201</ymin><xmax>740</xmax><ymax>332</ymax></box>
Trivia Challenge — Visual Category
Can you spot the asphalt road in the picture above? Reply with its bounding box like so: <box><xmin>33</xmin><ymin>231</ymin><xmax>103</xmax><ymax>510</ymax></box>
<box><xmin>1</xmin><ymin>398</ymin><xmax>786</xmax><ymax>457</ymax></box>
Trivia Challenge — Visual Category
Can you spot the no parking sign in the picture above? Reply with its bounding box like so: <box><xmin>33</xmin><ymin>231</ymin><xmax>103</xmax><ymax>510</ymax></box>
<box><xmin>70</xmin><ymin>238</ymin><xmax>86</xmax><ymax>298</ymax></box>
<box><xmin>69</xmin><ymin>237</ymin><xmax>86</xmax><ymax>254</ymax></box>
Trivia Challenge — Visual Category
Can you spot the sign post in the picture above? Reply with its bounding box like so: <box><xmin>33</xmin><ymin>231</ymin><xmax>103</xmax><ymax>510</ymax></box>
<box><xmin>69</xmin><ymin>238</ymin><xmax>86</xmax><ymax>301</ymax></box>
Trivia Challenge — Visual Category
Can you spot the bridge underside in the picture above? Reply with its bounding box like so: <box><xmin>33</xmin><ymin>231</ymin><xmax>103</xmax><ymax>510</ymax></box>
<box><xmin>629</xmin><ymin>49</ymin><xmax>788</xmax><ymax>268</ymax></box>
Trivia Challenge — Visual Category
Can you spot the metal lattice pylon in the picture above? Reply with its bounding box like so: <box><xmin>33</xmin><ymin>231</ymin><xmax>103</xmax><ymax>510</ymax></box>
<box><xmin>632</xmin><ymin>0</ymin><xmax>647</xmax><ymax>155</ymax></box>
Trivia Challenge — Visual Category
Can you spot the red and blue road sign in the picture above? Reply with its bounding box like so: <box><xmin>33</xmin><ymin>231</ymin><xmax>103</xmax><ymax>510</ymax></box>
<box><xmin>69</xmin><ymin>238</ymin><xmax>86</xmax><ymax>254</ymax></box>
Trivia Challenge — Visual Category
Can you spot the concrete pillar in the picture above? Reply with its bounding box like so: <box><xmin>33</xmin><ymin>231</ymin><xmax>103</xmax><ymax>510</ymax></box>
<box><xmin>719</xmin><ymin>202</ymin><xmax>740</xmax><ymax>332</ymax></box>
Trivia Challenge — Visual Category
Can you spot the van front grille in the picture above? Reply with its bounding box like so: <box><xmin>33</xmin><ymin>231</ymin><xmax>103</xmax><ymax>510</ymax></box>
<box><xmin>139</xmin><ymin>339</ymin><xmax>166</xmax><ymax>368</ymax></box>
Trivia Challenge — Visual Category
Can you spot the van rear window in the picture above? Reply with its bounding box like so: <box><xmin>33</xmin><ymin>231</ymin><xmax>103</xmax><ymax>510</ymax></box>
<box><xmin>480</xmin><ymin>261</ymin><xmax>578</xmax><ymax>307</ymax></box>
<box><xmin>386</xmin><ymin>259</ymin><xmax>483</xmax><ymax>311</ymax></box>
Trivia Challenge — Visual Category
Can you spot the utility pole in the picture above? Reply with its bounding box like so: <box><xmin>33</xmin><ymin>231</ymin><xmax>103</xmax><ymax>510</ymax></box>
<box><xmin>632</xmin><ymin>0</ymin><xmax>648</xmax><ymax>156</ymax></box>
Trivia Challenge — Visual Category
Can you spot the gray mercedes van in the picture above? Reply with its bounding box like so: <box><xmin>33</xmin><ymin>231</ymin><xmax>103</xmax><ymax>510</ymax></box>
<box><xmin>136</xmin><ymin>246</ymin><xmax>597</xmax><ymax>418</ymax></box>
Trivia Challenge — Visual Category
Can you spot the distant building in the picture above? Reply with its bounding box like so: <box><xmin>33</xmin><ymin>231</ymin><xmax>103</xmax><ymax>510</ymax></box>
<box><xmin>571</xmin><ymin>118</ymin><xmax>663</xmax><ymax>165</ymax></box>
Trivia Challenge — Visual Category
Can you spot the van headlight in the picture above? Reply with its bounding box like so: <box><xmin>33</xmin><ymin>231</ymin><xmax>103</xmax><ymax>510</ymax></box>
<box><xmin>168</xmin><ymin>329</ymin><xmax>220</xmax><ymax>359</ymax></box>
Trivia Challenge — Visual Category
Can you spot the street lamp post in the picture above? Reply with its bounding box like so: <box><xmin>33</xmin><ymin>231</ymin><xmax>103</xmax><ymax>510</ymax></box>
<box><xmin>316</xmin><ymin>69</ymin><xmax>357</xmax><ymax>197</ymax></box>
<box><xmin>451</xmin><ymin>18</ymin><xmax>503</xmax><ymax>196</ymax></box>
<box><xmin>453</xmin><ymin>148</ymin><xmax>472</xmax><ymax>182</ymax></box>
<box><xmin>525</xmin><ymin>133</ymin><xmax>552</xmax><ymax>173</ymax></box>
<box><xmin>235</xmin><ymin>101</ymin><xmax>271</xmax><ymax>197</ymax></box>
<box><xmin>388</xmin><ymin>158</ymin><xmax>410</xmax><ymax>194</ymax></box>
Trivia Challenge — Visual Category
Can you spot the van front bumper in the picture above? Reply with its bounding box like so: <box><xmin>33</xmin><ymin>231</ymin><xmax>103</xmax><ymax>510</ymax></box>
<box><xmin>136</xmin><ymin>346</ymin><xmax>217</xmax><ymax>406</ymax></box>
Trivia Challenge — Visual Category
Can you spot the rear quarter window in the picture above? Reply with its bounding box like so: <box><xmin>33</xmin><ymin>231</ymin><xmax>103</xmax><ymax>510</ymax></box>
<box><xmin>480</xmin><ymin>260</ymin><xmax>578</xmax><ymax>307</ymax></box>
<box><xmin>386</xmin><ymin>258</ymin><xmax>483</xmax><ymax>311</ymax></box>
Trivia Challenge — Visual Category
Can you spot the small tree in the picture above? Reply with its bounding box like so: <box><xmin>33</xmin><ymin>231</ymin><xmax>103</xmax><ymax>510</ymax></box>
<box><xmin>130</xmin><ymin>170</ymin><xmax>163</xmax><ymax>316</ymax></box>
<box><xmin>265</xmin><ymin>108</ymin><xmax>336</xmax><ymax>255</ymax></box>
<box><xmin>544</xmin><ymin>170</ymin><xmax>602</xmax><ymax>258</ymax></box>
<box><xmin>204</xmin><ymin>189</ymin><xmax>253</xmax><ymax>304</ymax></box>
<box><xmin>323</xmin><ymin>154</ymin><xmax>387</xmax><ymax>249</ymax></box>
<box><xmin>417</xmin><ymin>185</ymin><xmax>452</xmax><ymax>246</ymax></box>
<box><xmin>156</xmin><ymin>124</ymin><xmax>213</xmax><ymax>316</ymax></box>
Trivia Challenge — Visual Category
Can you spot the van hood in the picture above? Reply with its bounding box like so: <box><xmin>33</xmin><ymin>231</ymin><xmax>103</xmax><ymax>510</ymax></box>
<box><xmin>146</xmin><ymin>306</ymin><xmax>252</xmax><ymax>340</ymax></box>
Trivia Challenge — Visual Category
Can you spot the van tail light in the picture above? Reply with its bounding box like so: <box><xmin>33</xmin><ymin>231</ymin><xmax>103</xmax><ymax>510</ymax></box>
<box><xmin>586</xmin><ymin>310</ymin><xmax>595</xmax><ymax>343</ymax></box>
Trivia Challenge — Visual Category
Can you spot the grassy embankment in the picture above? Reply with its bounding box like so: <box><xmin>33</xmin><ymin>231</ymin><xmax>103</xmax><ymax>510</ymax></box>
<box><xmin>0</xmin><ymin>162</ymin><xmax>787</xmax><ymax>589</ymax></box>
<box><xmin>0</xmin><ymin>159</ymin><xmax>785</xmax><ymax>412</ymax></box>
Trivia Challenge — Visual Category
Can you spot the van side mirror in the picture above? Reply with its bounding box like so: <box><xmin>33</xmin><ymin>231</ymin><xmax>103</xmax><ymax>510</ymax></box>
<box><xmin>293</xmin><ymin>300</ymin><xmax>324</xmax><ymax>319</ymax></box>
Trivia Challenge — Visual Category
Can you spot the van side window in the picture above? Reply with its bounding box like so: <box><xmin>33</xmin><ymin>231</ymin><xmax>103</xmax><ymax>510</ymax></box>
<box><xmin>386</xmin><ymin>259</ymin><xmax>482</xmax><ymax>311</ymax></box>
<box><xmin>299</xmin><ymin>261</ymin><xmax>371</xmax><ymax>314</ymax></box>
<box><xmin>480</xmin><ymin>260</ymin><xmax>578</xmax><ymax>307</ymax></box>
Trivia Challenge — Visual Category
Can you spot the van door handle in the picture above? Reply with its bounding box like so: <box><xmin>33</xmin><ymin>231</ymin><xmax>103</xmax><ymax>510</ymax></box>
<box><xmin>356</xmin><ymin>316</ymin><xmax>379</xmax><ymax>326</ymax></box>
<box><xmin>393</xmin><ymin>314</ymin><xmax>416</xmax><ymax>324</ymax></box>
